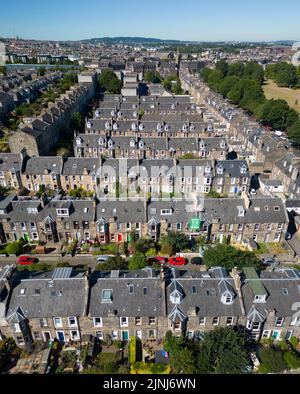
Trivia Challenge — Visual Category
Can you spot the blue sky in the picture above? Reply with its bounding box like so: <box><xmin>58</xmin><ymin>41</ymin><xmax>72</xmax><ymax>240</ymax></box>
<box><xmin>1</xmin><ymin>0</ymin><xmax>300</xmax><ymax>42</ymax></box>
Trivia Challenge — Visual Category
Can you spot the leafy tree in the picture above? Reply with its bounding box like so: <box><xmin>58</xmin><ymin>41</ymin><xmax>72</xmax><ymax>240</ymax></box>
<box><xmin>144</xmin><ymin>71</ymin><xmax>162</xmax><ymax>84</ymax></box>
<box><xmin>70</xmin><ymin>112</ymin><xmax>85</xmax><ymax>131</ymax></box>
<box><xmin>5</xmin><ymin>241</ymin><xmax>24</xmax><ymax>256</ymax></box>
<box><xmin>258</xmin><ymin>347</ymin><xmax>287</xmax><ymax>374</ymax></box>
<box><xmin>287</xmin><ymin>119</ymin><xmax>300</xmax><ymax>145</ymax></box>
<box><xmin>99</xmin><ymin>70</ymin><xmax>122</xmax><ymax>94</ymax></box>
<box><xmin>161</xmin><ymin>231</ymin><xmax>190</xmax><ymax>255</ymax></box>
<box><xmin>163</xmin><ymin>332</ymin><xmax>198</xmax><ymax>374</ymax></box>
<box><xmin>283</xmin><ymin>351</ymin><xmax>300</xmax><ymax>370</ymax></box>
<box><xmin>0</xmin><ymin>338</ymin><xmax>20</xmax><ymax>372</ymax></box>
<box><xmin>197</xmin><ymin>327</ymin><xmax>252</xmax><ymax>374</ymax></box>
<box><xmin>131</xmin><ymin>238</ymin><xmax>155</xmax><ymax>254</ymax></box>
<box><xmin>128</xmin><ymin>253</ymin><xmax>147</xmax><ymax>270</ymax></box>
<box><xmin>204</xmin><ymin>243</ymin><xmax>261</xmax><ymax>270</ymax></box>
<box><xmin>95</xmin><ymin>256</ymin><xmax>128</xmax><ymax>271</ymax></box>
<box><xmin>0</xmin><ymin>66</ymin><xmax>7</xmax><ymax>76</ymax></box>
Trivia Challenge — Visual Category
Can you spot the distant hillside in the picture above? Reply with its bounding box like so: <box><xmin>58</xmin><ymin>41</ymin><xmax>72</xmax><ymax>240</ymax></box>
<box><xmin>82</xmin><ymin>36</ymin><xmax>185</xmax><ymax>45</ymax></box>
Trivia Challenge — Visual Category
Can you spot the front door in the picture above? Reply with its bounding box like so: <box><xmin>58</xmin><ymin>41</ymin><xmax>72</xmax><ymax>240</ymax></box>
<box><xmin>122</xmin><ymin>331</ymin><xmax>129</xmax><ymax>341</ymax></box>
<box><xmin>57</xmin><ymin>331</ymin><xmax>65</xmax><ymax>342</ymax></box>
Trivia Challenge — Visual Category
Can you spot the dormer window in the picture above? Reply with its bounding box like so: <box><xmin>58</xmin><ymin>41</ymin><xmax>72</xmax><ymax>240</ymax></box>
<box><xmin>76</xmin><ymin>137</ymin><xmax>82</xmax><ymax>146</ymax></box>
<box><xmin>130</xmin><ymin>139</ymin><xmax>136</xmax><ymax>148</ymax></box>
<box><xmin>190</xmin><ymin>124</ymin><xmax>195</xmax><ymax>132</ymax></box>
<box><xmin>161</xmin><ymin>209</ymin><xmax>172</xmax><ymax>215</ymax></box>
<box><xmin>217</xmin><ymin>165</ymin><xmax>224</xmax><ymax>175</ymax></box>
<box><xmin>105</xmin><ymin>121</ymin><xmax>111</xmax><ymax>130</ymax></box>
<box><xmin>117</xmin><ymin>111</ymin><xmax>122</xmax><ymax>118</ymax></box>
<box><xmin>139</xmin><ymin>123</ymin><xmax>144</xmax><ymax>131</ymax></box>
<box><xmin>113</xmin><ymin>123</ymin><xmax>119</xmax><ymax>130</ymax></box>
<box><xmin>182</xmin><ymin>124</ymin><xmax>187</xmax><ymax>132</ymax></box>
<box><xmin>139</xmin><ymin>140</ymin><xmax>144</xmax><ymax>149</ymax></box>
<box><xmin>95</xmin><ymin>110</ymin><xmax>100</xmax><ymax>118</ymax></box>
<box><xmin>133</xmin><ymin>111</ymin><xmax>137</xmax><ymax>118</ymax></box>
<box><xmin>99</xmin><ymin>137</ymin><xmax>104</xmax><ymax>146</ymax></box>
<box><xmin>240</xmin><ymin>164</ymin><xmax>247</xmax><ymax>174</ymax></box>
<box><xmin>157</xmin><ymin>123</ymin><xmax>162</xmax><ymax>132</ymax></box>
<box><xmin>27</xmin><ymin>207</ymin><xmax>38</xmax><ymax>214</ymax></box>
<box><xmin>170</xmin><ymin>290</ymin><xmax>182</xmax><ymax>304</ymax></box>
<box><xmin>108</xmin><ymin>140</ymin><xmax>114</xmax><ymax>149</ymax></box>
<box><xmin>207</xmin><ymin>124</ymin><xmax>213</xmax><ymax>131</ymax></box>
<box><xmin>87</xmin><ymin>121</ymin><xmax>91</xmax><ymax>129</ymax></box>
<box><xmin>220</xmin><ymin>140</ymin><xmax>226</xmax><ymax>149</ymax></box>
<box><xmin>200</xmin><ymin>141</ymin><xmax>205</xmax><ymax>150</ymax></box>
<box><xmin>131</xmin><ymin>123</ymin><xmax>137</xmax><ymax>131</ymax></box>
<box><xmin>237</xmin><ymin>206</ymin><xmax>245</xmax><ymax>217</ymax></box>
<box><xmin>254</xmin><ymin>295</ymin><xmax>267</xmax><ymax>303</ymax></box>
<box><xmin>111</xmin><ymin>110</ymin><xmax>115</xmax><ymax>117</ymax></box>
<box><xmin>101</xmin><ymin>289</ymin><xmax>113</xmax><ymax>303</ymax></box>
<box><xmin>164</xmin><ymin>124</ymin><xmax>169</xmax><ymax>132</ymax></box>
<box><xmin>205</xmin><ymin>165</ymin><xmax>211</xmax><ymax>174</ymax></box>
<box><xmin>56</xmin><ymin>208</ymin><xmax>69</xmax><ymax>217</ymax></box>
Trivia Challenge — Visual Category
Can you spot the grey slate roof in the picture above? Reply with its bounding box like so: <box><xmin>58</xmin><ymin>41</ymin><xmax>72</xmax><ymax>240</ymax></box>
<box><xmin>6</xmin><ymin>270</ymin><xmax>88</xmax><ymax>318</ymax></box>
<box><xmin>89</xmin><ymin>269</ymin><xmax>165</xmax><ymax>317</ymax></box>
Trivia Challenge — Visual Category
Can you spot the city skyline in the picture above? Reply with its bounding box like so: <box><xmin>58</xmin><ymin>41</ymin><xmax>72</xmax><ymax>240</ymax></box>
<box><xmin>1</xmin><ymin>0</ymin><xmax>300</xmax><ymax>42</ymax></box>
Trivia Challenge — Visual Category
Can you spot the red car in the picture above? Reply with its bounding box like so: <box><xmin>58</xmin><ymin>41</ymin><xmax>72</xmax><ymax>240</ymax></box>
<box><xmin>17</xmin><ymin>256</ymin><xmax>38</xmax><ymax>265</ymax></box>
<box><xmin>147</xmin><ymin>256</ymin><xmax>168</xmax><ymax>265</ymax></box>
<box><xmin>169</xmin><ymin>257</ymin><xmax>188</xmax><ymax>266</ymax></box>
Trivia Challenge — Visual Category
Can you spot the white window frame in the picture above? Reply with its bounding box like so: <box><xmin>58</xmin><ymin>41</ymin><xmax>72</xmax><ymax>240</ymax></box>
<box><xmin>93</xmin><ymin>317</ymin><xmax>103</xmax><ymax>328</ymax></box>
<box><xmin>212</xmin><ymin>317</ymin><xmax>219</xmax><ymax>326</ymax></box>
<box><xmin>53</xmin><ymin>317</ymin><xmax>63</xmax><ymax>328</ymax></box>
<box><xmin>120</xmin><ymin>317</ymin><xmax>129</xmax><ymax>328</ymax></box>
<box><xmin>68</xmin><ymin>316</ymin><xmax>78</xmax><ymax>328</ymax></box>
<box><xmin>70</xmin><ymin>330</ymin><xmax>80</xmax><ymax>341</ymax></box>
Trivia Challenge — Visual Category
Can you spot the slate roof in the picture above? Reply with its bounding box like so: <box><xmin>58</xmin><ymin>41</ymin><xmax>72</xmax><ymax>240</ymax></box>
<box><xmin>165</xmin><ymin>269</ymin><xmax>242</xmax><ymax>317</ymax></box>
<box><xmin>6</xmin><ymin>269</ymin><xmax>88</xmax><ymax>318</ymax></box>
<box><xmin>89</xmin><ymin>269</ymin><xmax>165</xmax><ymax>317</ymax></box>
<box><xmin>241</xmin><ymin>268</ymin><xmax>300</xmax><ymax>318</ymax></box>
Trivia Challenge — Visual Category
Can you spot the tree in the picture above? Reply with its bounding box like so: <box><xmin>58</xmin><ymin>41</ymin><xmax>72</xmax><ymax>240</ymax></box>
<box><xmin>0</xmin><ymin>66</ymin><xmax>7</xmax><ymax>76</ymax></box>
<box><xmin>37</xmin><ymin>67</ymin><xmax>46</xmax><ymax>77</ymax></box>
<box><xmin>99</xmin><ymin>70</ymin><xmax>122</xmax><ymax>94</ymax></box>
<box><xmin>287</xmin><ymin>119</ymin><xmax>300</xmax><ymax>145</ymax></box>
<box><xmin>5</xmin><ymin>241</ymin><xmax>23</xmax><ymax>256</ymax></box>
<box><xmin>70</xmin><ymin>112</ymin><xmax>85</xmax><ymax>132</ymax></box>
<box><xmin>0</xmin><ymin>338</ymin><xmax>20</xmax><ymax>372</ymax></box>
<box><xmin>163</xmin><ymin>332</ymin><xmax>198</xmax><ymax>374</ymax></box>
<box><xmin>131</xmin><ymin>238</ymin><xmax>155</xmax><ymax>254</ymax></box>
<box><xmin>144</xmin><ymin>71</ymin><xmax>162</xmax><ymax>84</ymax></box>
<box><xmin>95</xmin><ymin>256</ymin><xmax>128</xmax><ymax>271</ymax></box>
<box><xmin>128</xmin><ymin>253</ymin><xmax>147</xmax><ymax>270</ymax></box>
<box><xmin>204</xmin><ymin>243</ymin><xmax>261</xmax><ymax>270</ymax></box>
<box><xmin>258</xmin><ymin>347</ymin><xmax>287</xmax><ymax>374</ymax></box>
<box><xmin>161</xmin><ymin>231</ymin><xmax>190</xmax><ymax>255</ymax></box>
<box><xmin>197</xmin><ymin>327</ymin><xmax>252</xmax><ymax>374</ymax></box>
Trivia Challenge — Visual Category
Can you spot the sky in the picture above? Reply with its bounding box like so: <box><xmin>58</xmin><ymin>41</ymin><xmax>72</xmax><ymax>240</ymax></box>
<box><xmin>0</xmin><ymin>0</ymin><xmax>300</xmax><ymax>42</ymax></box>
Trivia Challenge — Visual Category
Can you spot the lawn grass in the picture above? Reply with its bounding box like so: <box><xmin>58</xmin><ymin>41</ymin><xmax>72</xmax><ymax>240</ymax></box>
<box><xmin>263</xmin><ymin>79</ymin><xmax>300</xmax><ymax>114</ymax></box>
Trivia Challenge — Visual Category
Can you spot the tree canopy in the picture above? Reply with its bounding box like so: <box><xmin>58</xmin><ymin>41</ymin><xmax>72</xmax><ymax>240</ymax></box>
<box><xmin>201</xmin><ymin>60</ymin><xmax>300</xmax><ymax>145</ymax></box>
<box><xmin>197</xmin><ymin>327</ymin><xmax>253</xmax><ymax>374</ymax></box>
<box><xmin>161</xmin><ymin>231</ymin><xmax>190</xmax><ymax>255</ymax></box>
<box><xmin>99</xmin><ymin>70</ymin><xmax>122</xmax><ymax>94</ymax></box>
<box><xmin>204</xmin><ymin>243</ymin><xmax>261</xmax><ymax>270</ymax></box>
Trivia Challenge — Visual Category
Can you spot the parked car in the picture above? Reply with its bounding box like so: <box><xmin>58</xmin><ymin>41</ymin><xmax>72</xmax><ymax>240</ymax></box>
<box><xmin>147</xmin><ymin>256</ymin><xmax>168</xmax><ymax>266</ymax></box>
<box><xmin>17</xmin><ymin>256</ymin><xmax>38</xmax><ymax>265</ymax></box>
<box><xmin>250</xmin><ymin>189</ymin><xmax>257</xmax><ymax>195</ymax></box>
<box><xmin>261</xmin><ymin>257</ymin><xmax>275</xmax><ymax>266</ymax></box>
<box><xmin>169</xmin><ymin>257</ymin><xmax>188</xmax><ymax>266</ymax></box>
<box><xmin>97</xmin><ymin>255</ymin><xmax>114</xmax><ymax>263</ymax></box>
<box><xmin>191</xmin><ymin>257</ymin><xmax>202</xmax><ymax>265</ymax></box>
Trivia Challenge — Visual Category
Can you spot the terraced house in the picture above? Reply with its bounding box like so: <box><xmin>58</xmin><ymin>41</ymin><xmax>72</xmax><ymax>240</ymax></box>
<box><xmin>1</xmin><ymin>266</ymin><xmax>300</xmax><ymax>347</ymax></box>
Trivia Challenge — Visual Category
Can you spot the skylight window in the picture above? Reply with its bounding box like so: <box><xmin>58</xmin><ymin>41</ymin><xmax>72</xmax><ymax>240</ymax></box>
<box><xmin>102</xmin><ymin>289</ymin><xmax>113</xmax><ymax>303</ymax></box>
